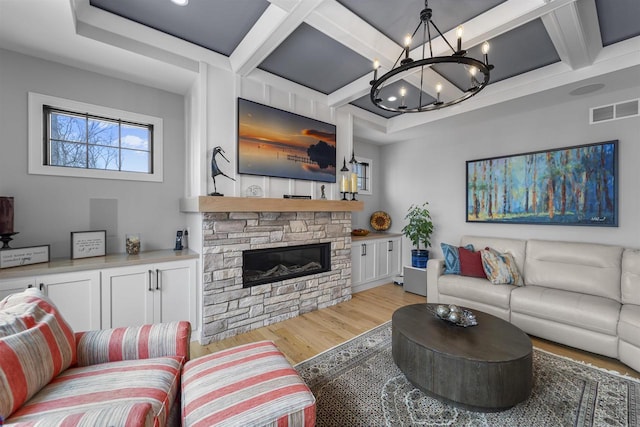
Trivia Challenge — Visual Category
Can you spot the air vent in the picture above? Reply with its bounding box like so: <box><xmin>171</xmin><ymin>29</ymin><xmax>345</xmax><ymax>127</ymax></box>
<box><xmin>590</xmin><ymin>99</ymin><xmax>639</xmax><ymax>124</ymax></box>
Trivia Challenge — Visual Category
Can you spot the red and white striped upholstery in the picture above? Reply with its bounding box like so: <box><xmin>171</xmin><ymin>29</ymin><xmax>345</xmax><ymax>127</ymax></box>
<box><xmin>0</xmin><ymin>290</ymin><xmax>76</xmax><ymax>420</ymax></box>
<box><xmin>182</xmin><ymin>341</ymin><xmax>316</xmax><ymax>427</ymax></box>
<box><xmin>75</xmin><ymin>321</ymin><xmax>191</xmax><ymax>366</ymax></box>
<box><xmin>5</xmin><ymin>402</ymin><xmax>154</xmax><ymax>427</ymax></box>
<box><xmin>5</xmin><ymin>356</ymin><xmax>182</xmax><ymax>426</ymax></box>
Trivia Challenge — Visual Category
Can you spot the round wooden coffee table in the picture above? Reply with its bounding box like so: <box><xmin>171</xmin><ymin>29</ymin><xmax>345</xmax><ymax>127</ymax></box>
<box><xmin>392</xmin><ymin>303</ymin><xmax>532</xmax><ymax>412</ymax></box>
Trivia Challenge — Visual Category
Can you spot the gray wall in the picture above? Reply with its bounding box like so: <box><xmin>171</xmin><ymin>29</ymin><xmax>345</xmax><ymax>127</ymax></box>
<box><xmin>379</xmin><ymin>85</ymin><xmax>640</xmax><ymax>265</ymax></box>
<box><xmin>0</xmin><ymin>49</ymin><xmax>186</xmax><ymax>258</ymax></box>
<box><xmin>351</xmin><ymin>139</ymin><xmax>383</xmax><ymax>230</ymax></box>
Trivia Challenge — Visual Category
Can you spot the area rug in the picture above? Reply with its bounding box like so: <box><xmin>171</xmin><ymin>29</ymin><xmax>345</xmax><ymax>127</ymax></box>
<box><xmin>295</xmin><ymin>322</ymin><xmax>639</xmax><ymax>427</ymax></box>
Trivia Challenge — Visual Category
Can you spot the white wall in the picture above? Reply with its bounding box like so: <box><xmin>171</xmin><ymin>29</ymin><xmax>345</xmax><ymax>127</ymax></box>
<box><xmin>0</xmin><ymin>49</ymin><xmax>187</xmax><ymax>258</ymax></box>
<box><xmin>379</xmin><ymin>85</ymin><xmax>640</xmax><ymax>265</ymax></box>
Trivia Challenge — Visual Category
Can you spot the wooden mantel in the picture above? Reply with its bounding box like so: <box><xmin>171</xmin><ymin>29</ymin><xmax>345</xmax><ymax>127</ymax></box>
<box><xmin>180</xmin><ymin>196</ymin><xmax>364</xmax><ymax>213</ymax></box>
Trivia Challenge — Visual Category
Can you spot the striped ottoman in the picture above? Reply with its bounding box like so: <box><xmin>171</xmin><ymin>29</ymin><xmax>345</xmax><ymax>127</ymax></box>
<box><xmin>182</xmin><ymin>341</ymin><xmax>316</xmax><ymax>427</ymax></box>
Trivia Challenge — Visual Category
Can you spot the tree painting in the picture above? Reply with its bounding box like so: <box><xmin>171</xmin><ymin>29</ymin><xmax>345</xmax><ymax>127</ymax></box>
<box><xmin>466</xmin><ymin>141</ymin><xmax>617</xmax><ymax>226</ymax></box>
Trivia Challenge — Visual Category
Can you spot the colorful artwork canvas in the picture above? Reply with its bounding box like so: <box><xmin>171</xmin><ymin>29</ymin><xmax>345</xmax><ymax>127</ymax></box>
<box><xmin>466</xmin><ymin>141</ymin><xmax>617</xmax><ymax>226</ymax></box>
<box><xmin>237</xmin><ymin>98</ymin><xmax>337</xmax><ymax>183</ymax></box>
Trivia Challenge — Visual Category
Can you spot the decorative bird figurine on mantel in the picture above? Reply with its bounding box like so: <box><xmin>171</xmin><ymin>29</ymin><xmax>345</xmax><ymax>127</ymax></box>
<box><xmin>210</xmin><ymin>146</ymin><xmax>235</xmax><ymax>196</ymax></box>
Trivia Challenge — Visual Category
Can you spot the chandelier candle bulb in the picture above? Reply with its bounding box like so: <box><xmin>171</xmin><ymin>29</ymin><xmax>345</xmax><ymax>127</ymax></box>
<box><xmin>373</xmin><ymin>59</ymin><xmax>380</xmax><ymax>81</ymax></box>
<box><xmin>456</xmin><ymin>26</ymin><xmax>463</xmax><ymax>52</ymax></box>
<box><xmin>403</xmin><ymin>34</ymin><xmax>411</xmax><ymax>60</ymax></box>
<box><xmin>482</xmin><ymin>41</ymin><xmax>490</xmax><ymax>64</ymax></box>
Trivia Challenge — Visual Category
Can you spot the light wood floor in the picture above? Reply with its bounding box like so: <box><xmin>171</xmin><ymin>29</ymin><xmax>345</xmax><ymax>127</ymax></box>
<box><xmin>191</xmin><ymin>283</ymin><xmax>639</xmax><ymax>379</ymax></box>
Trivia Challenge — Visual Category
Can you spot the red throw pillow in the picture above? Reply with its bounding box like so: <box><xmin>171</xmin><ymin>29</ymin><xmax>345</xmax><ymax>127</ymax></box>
<box><xmin>458</xmin><ymin>246</ymin><xmax>486</xmax><ymax>278</ymax></box>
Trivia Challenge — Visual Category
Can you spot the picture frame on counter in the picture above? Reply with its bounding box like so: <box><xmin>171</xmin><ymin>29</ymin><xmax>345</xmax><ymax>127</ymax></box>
<box><xmin>0</xmin><ymin>245</ymin><xmax>50</xmax><ymax>269</ymax></box>
<box><xmin>71</xmin><ymin>230</ymin><xmax>106</xmax><ymax>259</ymax></box>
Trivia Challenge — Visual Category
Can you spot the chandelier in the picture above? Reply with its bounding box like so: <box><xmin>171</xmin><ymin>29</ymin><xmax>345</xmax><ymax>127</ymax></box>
<box><xmin>370</xmin><ymin>0</ymin><xmax>494</xmax><ymax>113</ymax></box>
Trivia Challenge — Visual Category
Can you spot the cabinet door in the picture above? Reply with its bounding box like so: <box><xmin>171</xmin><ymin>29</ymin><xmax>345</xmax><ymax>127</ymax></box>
<box><xmin>154</xmin><ymin>260</ymin><xmax>196</xmax><ymax>326</ymax></box>
<box><xmin>360</xmin><ymin>243</ymin><xmax>376</xmax><ymax>283</ymax></box>
<box><xmin>101</xmin><ymin>266</ymin><xmax>154</xmax><ymax>328</ymax></box>
<box><xmin>38</xmin><ymin>271</ymin><xmax>101</xmax><ymax>331</ymax></box>
<box><xmin>388</xmin><ymin>238</ymin><xmax>402</xmax><ymax>276</ymax></box>
<box><xmin>351</xmin><ymin>245</ymin><xmax>362</xmax><ymax>285</ymax></box>
<box><xmin>0</xmin><ymin>278</ymin><xmax>35</xmax><ymax>301</ymax></box>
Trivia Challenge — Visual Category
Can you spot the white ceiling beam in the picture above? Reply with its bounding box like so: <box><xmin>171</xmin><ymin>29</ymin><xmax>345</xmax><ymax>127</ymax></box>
<box><xmin>230</xmin><ymin>0</ymin><xmax>326</xmax><ymax>76</ymax></box>
<box><xmin>71</xmin><ymin>0</ymin><xmax>225</xmax><ymax>72</ymax></box>
<box><xmin>541</xmin><ymin>0</ymin><xmax>601</xmax><ymax>70</ymax></box>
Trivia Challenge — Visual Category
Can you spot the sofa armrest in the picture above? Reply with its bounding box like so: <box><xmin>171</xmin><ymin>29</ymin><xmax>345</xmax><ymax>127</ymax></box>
<box><xmin>426</xmin><ymin>259</ymin><xmax>444</xmax><ymax>304</ymax></box>
<box><xmin>74</xmin><ymin>321</ymin><xmax>191</xmax><ymax>367</ymax></box>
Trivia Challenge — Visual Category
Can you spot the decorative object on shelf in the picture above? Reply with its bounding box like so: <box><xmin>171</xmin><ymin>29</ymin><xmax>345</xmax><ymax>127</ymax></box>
<box><xmin>433</xmin><ymin>304</ymin><xmax>478</xmax><ymax>327</ymax></box>
<box><xmin>237</xmin><ymin>98</ymin><xmax>337</xmax><ymax>183</ymax></box>
<box><xmin>174</xmin><ymin>230</ymin><xmax>184</xmax><ymax>250</ymax></box>
<box><xmin>466</xmin><ymin>140</ymin><xmax>617</xmax><ymax>226</ymax></box>
<box><xmin>70</xmin><ymin>230</ymin><xmax>106</xmax><ymax>259</ymax></box>
<box><xmin>0</xmin><ymin>245</ymin><xmax>50</xmax><ymax>269</ymax></box>
<box><xmin>245</xmin><ymin>185</ymin><xmax>263</xmax><ymax>198</ymax></box>
<box><xmin>340</xmin><ymin>157</ymin><xmax>350</xmax><ymax>201</ymax></box>
<box><xmin>370</xmin><ymin>211</ymin><xmax>391</xmax><ymax>231</ymax></box>
<box><xmin>402</xmin><ymin>202</ymin><xmax>433</xmax><ymax>268</ymax></box>
<box><xmin>0</xmin><ymin>196</ymin><xmax>18</xmax><ymax>249</ymax></box>
<box><xmin>320</xmin><ymin>185</ymin><xmax>326</xmax><ymax>200</ymax></box>
<box><xmin>125</xmin><ymin>234</ymin><xmax>140</xmax><ymax>255</ymax></box>
<box><xmin>283</xmin><ymin>195</ymin><xmax>312</xmax><ymax>199</ymax></box>
<box><xmin>210</xmin><ymin>146</ymin><xmax>236</xmax><ymax>197</ymax></box>
<box><xmin>351</xmin><ymin>229</ymin><xmax>370</xmax><ymax>237</ymax></box>
<box><xmin>182</xmin><ymin>229</ymin><xmax>189</xmax><ymax>249</ymax></box>
<box><xmin>369</xmin><ymin>0</ymin><xmax>493</xmax><ymax>113</ymax></box>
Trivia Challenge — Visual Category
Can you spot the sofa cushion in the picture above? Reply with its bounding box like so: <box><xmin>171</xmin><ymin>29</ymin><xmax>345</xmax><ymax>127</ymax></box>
<box><xmin>5</xmin><ymin>402</ymin><xmax>154</xmax><ymax>427</ymax></box>
<box><xmin>458</xmin><ymin>247</ymin><xmax>486</xmax><ymax>278</ymax></box>
<box><xmin>510</xmin><ymin>286</ymin><xmax>620</xmax><ymax>336</ymax></box>
<box><xmin>481</xmin><ymin>247</ymin><xmax>524</xmax><ymax>286</ymax></box>
<box><xmin>182</xmin><ymin>341</ymin><xmax>315</xmax><ymax>427</ymax></box>
<box><xmin>621</xmin><ymin>249</ymin><xmax>640</xmax><ymax>305</ymax></box>
<box><xmin>524</xmin><ymin>239</ymin><xmax>622</xmax><ymax>301</ymax></box>
<box><xmin>0</xmin><ymin>290</ymin><xmax>76</xmax><ymax>420</ymax></box>
<box><xmin>440</xmin><ymin>243</ymin><xmax>474</xmax><ymax>275</ymax></box>
<box><xmin>618</xmin><ymin>304</ymin><xmax>640</xmax><ymax>346</ymax></box>
<box><xmin>460</xmin><ymin>236</ymin><xmax>527</xmax><ymax>274</ymax></box>
<box><xmin>438</xmin><ymin>275</ymin><xmax>514</xmax><ymax>310</ymax></box>
<box><xmin>5</xmin><ymin>356</ymin><xmax>183</xmax><ymax>426</ymax></box>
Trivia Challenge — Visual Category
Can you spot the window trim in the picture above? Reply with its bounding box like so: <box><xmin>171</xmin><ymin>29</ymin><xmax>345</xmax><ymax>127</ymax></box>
<box><xmin>28</xmin><ymin>92</ymin><xmax>163</xmax><ymax>182</ymax></box>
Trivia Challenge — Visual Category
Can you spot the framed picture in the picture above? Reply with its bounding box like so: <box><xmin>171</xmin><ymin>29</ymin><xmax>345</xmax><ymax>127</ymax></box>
<box><xmin>71</xmin><ymin>230</ymin><xmax>106</xmax><ymax>259</ymax></box>
<box><xmin>0</xmin><ymin>245</ymin><xmax>50</xmax><ymax>269</ymax></box>
<box><xmin>237</xmin><ymin>98</ymin><xmax>337</xmax><ymax>183</ymax></box>
<box><xmin>466</xmin><ymin>140</ymin><xmax>618</xmax><ymax>226</ymax></box>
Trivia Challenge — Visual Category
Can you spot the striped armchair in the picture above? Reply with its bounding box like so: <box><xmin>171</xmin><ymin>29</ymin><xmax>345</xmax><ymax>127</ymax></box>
<box><xmin>0</xmin><ymin>289</ymin><xmax>190</xmax><ymax>427</ymax></box>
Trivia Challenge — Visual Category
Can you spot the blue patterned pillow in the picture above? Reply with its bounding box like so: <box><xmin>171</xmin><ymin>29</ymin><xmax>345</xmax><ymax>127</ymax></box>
<box><xmin>441</xmin><ymin>243</ymin><xmax>474</xmax><ymax>275</ymax></box>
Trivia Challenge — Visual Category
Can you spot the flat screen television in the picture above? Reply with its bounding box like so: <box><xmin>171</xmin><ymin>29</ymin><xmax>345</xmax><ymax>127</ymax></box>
<box><xmin>237</xmin><ymin>98</ymin><xmax>337</xmax><ymax>183</ymax></box>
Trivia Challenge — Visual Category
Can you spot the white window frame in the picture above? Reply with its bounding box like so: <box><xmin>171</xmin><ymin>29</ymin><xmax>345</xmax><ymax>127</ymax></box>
<box><xmin>354</xmin><ymin>156</ymin><xmax>372</xmax><ymax>195</ymax></box>
<box><xmin>28</xmin><ymin>92</ymin><xmax>163</xmax><ymax>182</ymax></box>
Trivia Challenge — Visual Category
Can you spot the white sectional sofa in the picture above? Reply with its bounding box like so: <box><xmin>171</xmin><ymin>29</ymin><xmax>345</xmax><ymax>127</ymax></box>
<box><xmin>427</xmin><ymin>235</ymin><xmax>640</xmax><ymax>373</ymax></box>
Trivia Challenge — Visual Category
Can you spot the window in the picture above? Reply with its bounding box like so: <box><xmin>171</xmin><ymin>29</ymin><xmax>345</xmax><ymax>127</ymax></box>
<box><xmin>29</xmin><ymin>93</ymin><xmax>163</xmax><ymax>182</ymax></box>
<box><xmin>353</xmin><ymin>156</ymin><xmax>372</xmax><ymax>195</ymax></box>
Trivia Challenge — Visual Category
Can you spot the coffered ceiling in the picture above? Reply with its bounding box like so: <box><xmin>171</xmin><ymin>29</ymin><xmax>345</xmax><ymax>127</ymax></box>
<box><xmin>0</xmin><ymin>0</ymin><xmax>638</xmax><ymax>143</ymax></box>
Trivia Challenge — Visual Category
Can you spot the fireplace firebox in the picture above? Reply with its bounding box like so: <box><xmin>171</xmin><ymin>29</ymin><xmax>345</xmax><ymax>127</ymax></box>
<box><xmin>242</xmin><ymin>243</ymin><xmax>331</xmax><ymax>288</ymax></box>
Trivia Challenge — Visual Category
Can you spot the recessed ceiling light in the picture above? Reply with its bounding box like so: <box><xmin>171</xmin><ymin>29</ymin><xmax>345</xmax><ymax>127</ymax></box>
<box><xmin>171</xmin><ymin>0</ymin><xmax>189</xmax><ymax>6</ymax></box>
<box><xmin>388</xmin><ymin>96</ymin><xmax>397</xmax><ymax>102</ymax></box>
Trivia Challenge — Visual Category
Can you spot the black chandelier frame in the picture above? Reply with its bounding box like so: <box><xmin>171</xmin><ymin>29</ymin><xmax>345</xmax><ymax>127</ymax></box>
<box><xmin>370</xmin><ymin>1</ymin><xmax>493</xmax><ymax>113</ymax></box>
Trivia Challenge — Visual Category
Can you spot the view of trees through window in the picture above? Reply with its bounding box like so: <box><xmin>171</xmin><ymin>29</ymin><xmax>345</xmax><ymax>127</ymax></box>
<box><xmin>46</xmin><ymin>107</ymin><xmax>152</xmax><ymax>173</ymax></box>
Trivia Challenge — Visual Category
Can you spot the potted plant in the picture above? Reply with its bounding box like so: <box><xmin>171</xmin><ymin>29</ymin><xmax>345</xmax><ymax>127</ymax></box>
<box><xmin>402</xmin><ymin>202</ymin><xmax>434</xmax><ymax>268</ymax></box>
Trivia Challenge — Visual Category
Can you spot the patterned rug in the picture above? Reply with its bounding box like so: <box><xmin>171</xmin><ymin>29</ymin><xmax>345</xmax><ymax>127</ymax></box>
<box><xmin>295</xmin><ymin>322</ymin><xmax>640</xmax><ymax>427</ymax></box>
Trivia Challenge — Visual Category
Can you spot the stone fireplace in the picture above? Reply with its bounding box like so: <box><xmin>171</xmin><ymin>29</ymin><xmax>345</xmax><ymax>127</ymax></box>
<box><xmin>201</xmin><ymin>209</ymin><xmax>353</xmax><ymax>344</ymax></box>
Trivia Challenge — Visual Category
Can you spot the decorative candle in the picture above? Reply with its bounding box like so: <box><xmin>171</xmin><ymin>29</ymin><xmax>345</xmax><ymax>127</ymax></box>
<box><xmin>340</xmin><ymin>175</ymin><xmax>349</xmax><ymax>192</ymax></box>
<box><xmin>350</xmin><ymin>173</ymin><xmax>358</xmax><ymax>193</ymax></box>
<box><xmin>0</xmin><ymin>197</ymin><xmax>14</xmax><ymax>234</ymax></box>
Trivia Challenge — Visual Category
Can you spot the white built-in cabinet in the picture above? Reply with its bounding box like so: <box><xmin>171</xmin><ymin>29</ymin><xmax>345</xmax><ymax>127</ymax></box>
<box><xmin>0</xmin><ymin>252</ymin><xmax>197</xmax><ymax>334</ymax></box>
<box><xmin>101</xmin><ymin>260</ymin><xmax>196</xmax><ymax>329</ymax></box>
<box><xmin>351</xmin><ymin>234</ymin><xmax>402</xmax><ymax>292</ymax></box>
